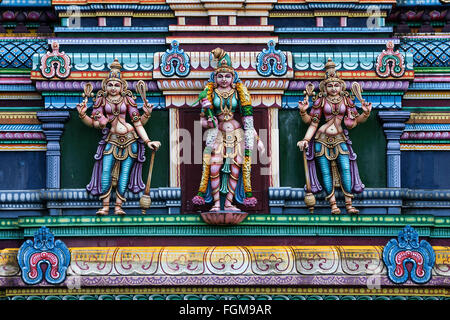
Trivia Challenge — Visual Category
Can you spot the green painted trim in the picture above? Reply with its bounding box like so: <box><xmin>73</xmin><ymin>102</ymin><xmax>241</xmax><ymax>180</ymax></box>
<box><xmin>0</xmin><ymin>69</ymin><xmax>31</xmax><ymax>75</ymax></box>
<box><xmin>17</xmin><ymin>214</ymin><xmax>447</xmax><ymax>227</ymax></box>
<box><xmin>402</xmin><ymin>107</ymin><xmax>450</xmax><ymax>111</ymax></box>
<box><xmin>414</xmin><ymin>67</ymin><xmax>450</xmax><ymax>73</ymax></box>
<box><xmin>404</xmin><ymin>22</ymin><xmax>445</xmax><ymax>27</ymax></box>
<box><xmin>0</xmin><ymin>219</ymin><xmax>21</xmax><ymax>239</ymax></box>
<box><xmin>22</xmin><ymin>225</ymin><xmax>444</xmax><ymax>238</ymax></box>
<box><xmin>2</xmin><ymin>23</ymin><xmax>43</xmax><ymax>28</ymax></box>
<box><xmin>0</xmin><ymin>230</ymin><xmax>23</xmax><ymax>239</ymax></box>
<box><xmin>0</xmin><ymin>141</ymin><xmax>46</xmax><ymax>144</ymax></box>
<box><xmin>18</xmin><ymin>215</ymin><xmax>202</xmax><ymax>227</ymax></box>
<box><xmin>0</xmin><ymin>214</ymin><xmax>446</xmax><ymax>239</ymax></box>
<box><xmin>41</xmin><ymin>93</ymin><xmax>82</xmax><ymax>97</ymax></box>
<box><xmin>0</xmin><ymin>219</ymin><xmax>19</xmax><ymax>229</ymax></box>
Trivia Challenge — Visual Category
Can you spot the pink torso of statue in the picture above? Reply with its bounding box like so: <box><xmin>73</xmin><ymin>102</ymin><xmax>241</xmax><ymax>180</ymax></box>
<box><xmin>310</xmin><ymin>96</ymin><xmax>359</xmax><ymax>136</ymax></box>
<box><xmin>92</xmin><ymin>96</ymin><xmax>141</xmax><ymax>134</ymax></box>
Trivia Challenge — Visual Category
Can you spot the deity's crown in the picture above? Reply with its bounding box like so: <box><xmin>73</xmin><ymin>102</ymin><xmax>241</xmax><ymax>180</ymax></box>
<box><xmin>320</xmin><ymin>58</ymin><xmax>346</xmax><ymax>91</ymax></box>
<box><xmin>325</xmin><ymin>58</ymin><xmax>337</xmax><ymax>77</ymax></box>
<box><xmin>211</xmin><ymin>48</ymin><xmax>234</xmax><ymax>74</ymax></box>
<box><xmin>107</xmin><ymin>58</ymin><xmax>122</xmax><ymax>81</ymax></box>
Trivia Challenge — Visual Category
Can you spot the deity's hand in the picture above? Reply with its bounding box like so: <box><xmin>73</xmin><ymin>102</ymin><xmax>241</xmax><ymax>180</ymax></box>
<box><xmin>361</xmin><ymin>101</ymin><xmax>372</xmax><ymax>114</ymax></box>
<box><xmin>147</xmin><ymin>140</ymin><xmax>161</xmax><ymax>151</ymax></box>
<box><xmin>143</xmin><ymin>101</ymin><xmax>153</xmax><ymax>118</ymax></box>
<box><xmin>297</xmin><ymin>140</ymin><xmax>309</xmax><ymax>151</ymax></box>
<box><xmin>298</xmin><ymin>97</ymin><xmax>309</xmax><ymax>113</ymax></box>
<box><xmin>254</xmin><ymin>129</ymin><xmax>265</xmax><ymax>155</ymax></box>
<box><xmin>200</xmin><ymin>98</ymin><xmax>211</xmax><ymax>109</ymax></box>
<box><xmin>257</xmin><ymin>139</ymin><xmax>265</xmax><ymax>155</ymax></box>
<box><xmin>207</xmin><ymin>116</ymin><xmax>218</xmax><ymax>129</ymax></box>
<box><xmin>76</xmin><ymin>101</ymin><xmax>87</xmax><ymax>118</ymax></box>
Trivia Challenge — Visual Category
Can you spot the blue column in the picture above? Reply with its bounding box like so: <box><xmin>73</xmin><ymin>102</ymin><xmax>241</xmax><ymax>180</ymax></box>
<box><xmin>37</xmin><ymin>111</ymin><xmax>70</xmax><ymax>215</ymax></box>
<box><xmin>378</xmin><ymin>111</ymin><xmax>410</xmax><ymax>214</ymax></box>
<box><xmin>378</xmin><ymin>111</ymin><xmax>410</xmax><ymax>188</ymax></box>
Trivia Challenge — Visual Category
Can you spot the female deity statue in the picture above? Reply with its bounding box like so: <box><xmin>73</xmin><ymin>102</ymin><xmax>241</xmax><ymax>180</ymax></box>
<box><xmin>192</xmin><ymin>48</ymin><xmax>264</xmax><ymax>212</ymax></box>
<box><xmin>297</xmin><ymin>58</ymin><xmax>372</xmax><ymax>214</ymax></box>
<box><xmin>76</xmin><ymin>59</ymin><xmax>161</xmax><ymax>215</ymax></box>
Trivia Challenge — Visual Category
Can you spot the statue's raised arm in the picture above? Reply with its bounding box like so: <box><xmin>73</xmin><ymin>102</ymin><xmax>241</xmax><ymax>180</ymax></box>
<box><xmin>79</xmin><ymin>59</ymin><xmax>161</xmax><ymax>216</ymax></box>
<box><xmin>297</xmin><ymin>58</ymin><xmax>370</xmax><ymax>215</ymax></box>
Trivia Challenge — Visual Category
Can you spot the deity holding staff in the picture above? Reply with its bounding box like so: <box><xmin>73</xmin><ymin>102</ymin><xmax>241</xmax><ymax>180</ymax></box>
<box><xmin>297</xmin><ymin>58</ymin><xmax>372</xmax><ymax>214</ymax></box>
<box><xmin>76</xmin><ymin>59</ymin><xmax>161</xmax><ymax>215</ymax></box>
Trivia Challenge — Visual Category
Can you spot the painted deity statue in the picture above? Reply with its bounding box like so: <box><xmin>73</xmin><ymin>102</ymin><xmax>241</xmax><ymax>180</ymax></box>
<box><xmin>192</xmin><ymin>48</ymin><xmax>265</xmax><ymax>212</ymax></box>
<box><xmin>297</xmin><ymin>58</ymin><xmax>372</xmax><ymax>214</ymax></box>
<box><xmin>76</xmin><ymin>59</ymin><xmax>161</xmax><ymax>215</ymax></box>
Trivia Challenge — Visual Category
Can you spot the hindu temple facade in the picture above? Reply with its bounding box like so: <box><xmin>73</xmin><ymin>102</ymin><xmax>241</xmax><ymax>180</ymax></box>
<box><xmin>0</xmin><ymin>0</ymin><xmax>449</xmax><ymax>301</ymax></box>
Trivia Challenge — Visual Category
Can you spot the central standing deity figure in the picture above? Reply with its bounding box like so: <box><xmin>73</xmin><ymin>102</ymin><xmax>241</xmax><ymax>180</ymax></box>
<box><xmin>192</xmin><ymin>48</ymin><xmax>264</xmax><ymax>212</ymax></box>
<box><xmin>297</xmin><ymin>58</ymin><xmax>372</xmax><ymax>214</ymax></box>
<box><xmin>76</xmin><ymin>59</ymin><xmax>161</xmax><ymax>215</ymax></box>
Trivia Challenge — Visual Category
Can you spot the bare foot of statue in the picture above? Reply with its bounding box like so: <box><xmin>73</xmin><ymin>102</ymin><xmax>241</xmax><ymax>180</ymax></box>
<box><xmin>224</xmin><ymin>203</ymin><xmax>241</xmax><ymax>212</ymax></box>
<box><xmin>345</xmin><ymin>201</ymin><xmax>359</xmax><ymax>215</ymax></box>
<box><xmin>114</xmin><ymin>206</ymin><xmax>126</xmax><ymax>215</ymax></box>
<box><xmin>330</xmin><ymin>201</ymin><xmax>341</xmax><ymax>215</ymax></box>
<box><xmin>96</xmin><ymin>206</ymin><xmax>109</xmax><ymax>216</ymax></box>
<box><xmin>210</xmin><ymin>203</ymin><xmax>220</xmax><ymax>212</ymax></box>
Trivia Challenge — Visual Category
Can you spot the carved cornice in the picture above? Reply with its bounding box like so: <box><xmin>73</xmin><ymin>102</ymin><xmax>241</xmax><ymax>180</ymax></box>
<box><xmin>0</xmin><ymin>112</ymin><xmax>41</xmax><ymax>124</ymax></box>
<box><xmin>407</xmin><ymin>112</ymin><xmax>450</xmax><ymax>124</ymax></box>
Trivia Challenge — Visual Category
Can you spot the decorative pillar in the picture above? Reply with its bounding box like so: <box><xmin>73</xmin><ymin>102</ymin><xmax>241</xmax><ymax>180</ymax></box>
<box><xmin>169</xmin><ymin>107</ymin><xmax>180</xmax><ymax>188</ymax></box>
<box><xmin>36</xmin><ymin>111</ymin><xmax>70</xmax><ymax>188</ymax></box>
<box><xmin>378</xmin><ymin>111</ymin><xmax>410</xmax><ymax>189</ymax></box>
<box><xmin>268</xmin><ymin>107</ymin><xmax>280</xmax><ymax>188</ymax></box>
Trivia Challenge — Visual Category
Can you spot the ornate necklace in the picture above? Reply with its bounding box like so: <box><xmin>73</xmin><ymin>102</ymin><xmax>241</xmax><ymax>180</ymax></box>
<box><xmin>106</xmin><ymin>95</ymin><xmax>123</xmax><ymax>105</ymax></box>
<box><xmin>326</xmin><ymin>95</ymin><xmax>343</xmax><ymax>116</ymax></box>
<box><xmin>215</xmin><ymin>88</ymin><xmax>235</xmax><ymax>99</ymax></box>
<box><xmin>326</xmin><ymin>95</ymin><xmax>343</xmax><ymax>104</ymax></box>
<box><xmin>215</xmin><ymin>88</ymin><xmax>235</xmax><ymax>121</ymax></box>
<box><xmin>106</xmin><ymin>95</ymin><xmax>124</xmax><ymax>116</ymax></box>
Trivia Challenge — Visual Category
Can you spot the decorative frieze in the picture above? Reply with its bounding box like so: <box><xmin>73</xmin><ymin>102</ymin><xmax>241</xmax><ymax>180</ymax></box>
<box><xmin>32</xmin><ymin>50</ymin><xmax>154</xmax><ymax>80</ymax></box>
<box><xmin>42</xmin><ymin>95</ymin><xmax>165</xmax><ymax>110</ymax></box>
<box><xmin>293</xmin><ymin>51</ymin><xmax>414</xmax><ymax>77</ymax></box>
<box><xmin>1</xmin><ymin>243</ymin><xmax>449</xmax><ymax>288</ymax></box>
<box><xmin>0</xmin><ymin>113</ymin><xmax>46</xmax><ymax>151</ymax></box>
<box><xmin>282</xmin><ymin>94</ymin><xmax>402</xmax><ymax>109</ymax></box>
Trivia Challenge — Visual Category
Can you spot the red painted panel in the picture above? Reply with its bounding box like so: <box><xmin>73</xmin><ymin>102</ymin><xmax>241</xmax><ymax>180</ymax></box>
<box><xmin>179</xmin><ymin>106</ymin><xmax>270</xmax><ymax>214</ymax></box>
